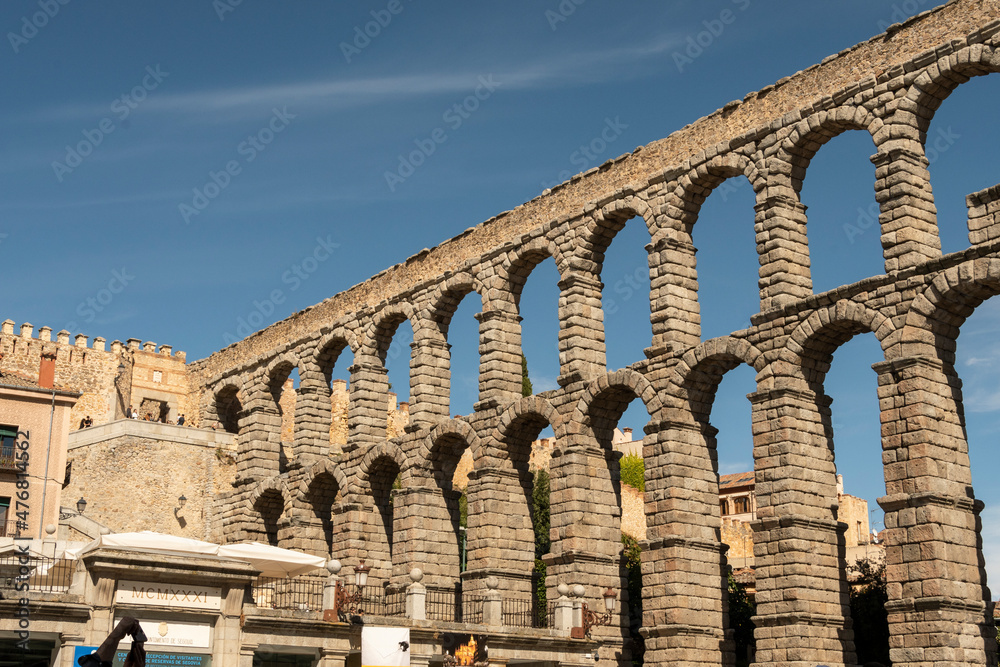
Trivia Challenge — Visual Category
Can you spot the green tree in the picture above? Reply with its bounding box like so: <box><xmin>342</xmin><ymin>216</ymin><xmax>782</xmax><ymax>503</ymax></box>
<box><xmin>728</xmin><ymin>572</ymin><xmax>756</xmax><ymax>667</ymax></box>
<box><xmin>458</xmin><ymin>492</ymin><xmax>468</xmax><ymax>529</ymax></box>
<box><xmin>532</xmin><ymin>469</ymin><xmax>551</xmax><ymax>558</ymax></box>
<box><xmin>620</xmin><ymin>453</ymin><xmax>645</xmax><ymax>492</ymax></box>
<box><xmin>849</xmin><ymin>557</ymin><xmax>890</xmax><ymax>666</ymax></box>
<box><xmin>621</xmin><ymin>534</ymin><xmax>645</xmax><ymax>666</ymax></box>
<box><xmin>532</xmin><ymin>469</ymin><xmax>550</xmax><ymax>626</ymax></box>
<box><xmin>521</xmin><ymin>353</ymin><xmax>533</xmax><ymax>397</ymax></box>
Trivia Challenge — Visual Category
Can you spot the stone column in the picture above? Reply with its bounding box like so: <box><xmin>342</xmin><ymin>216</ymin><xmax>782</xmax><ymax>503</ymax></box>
<box><xmin>392</xmin><ymin>482</ymin><xmax>461</xmax><ymax>590</ymax></box>
<box><xmin>557</xmin><ymin>272</ymin><xmax>606</xmax><ymax>385</ymax></box>
<box><xmin>474</xmin><ymin>310</ymin><xmax>522</xmax><ymax>410</ymax></box>
<box><xmin>754</xmin><ymin>194</ymin><xmax>812</xmax><ymax>311</ymax></box>
<box><xmin>293</xmin><ymin>358</ymin><xmax>332</xmax><ymax>461</ymax></box>
<box><xmin>545</xmin><ymin>445</ymin><xmax>626</xmax><ymax>659</ymax></box>
<box><xmin>871</xmin><ymin>148</ymin><xmax>941</xmax><ymax>272</ymax></box>
<box><xmin>462</xmin><ymin>467</ymin><xmax>534</xmax><ymax>598</ymax></box>
<box><xmin>409</xmin><ymin>337</ymin><xmax>451</xmax><ymax>426</ymax></box>
<box><xmin>236</xmin><ymin>374</ymin><xmax>282</xmax><ymax>481</ymax></box>
<box><xmin>648</xmin><ymin>236</ymin><xmax>700</xmax><ymax>354</ymax></box>
<box><xmin>641</xmin><ymin>422</ymin><xmax>728</xmax><ymax>667</ymax></box>
<box><xmin>331</xmin><ymin>501</ymin><xmax>367</xmax><ymax>575</ymax></box>
<box><xmin>874</xmin><ymin>356</ymin><xmax>994</xmax><ymax>667</ymax></box>
<box><xmin>749</xmin><ymin>386</ymin><xmax>854</xmax><ymax>667</ymax></box>
<box><xmin>346</xmin><ymin>359</ymin><xmax>390</xmax><ymax>450</ymax></box>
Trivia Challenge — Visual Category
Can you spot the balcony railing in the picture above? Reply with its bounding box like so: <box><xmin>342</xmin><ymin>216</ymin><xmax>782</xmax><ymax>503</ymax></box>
<box><xmin>251</xmin><ymin>575</ymin><xmax>325</xmax><ymax>612</ymax></box>
<box><xmin>338</xmin><ymin>584</ymin><xmax>405</xmax><ymax>618</ymax></box>
<box><xmin>0</xmin><ymin>556</ymin><xmax>74</xmax><ymax>593</ymax></box>
<box><xmin>0</xmin><ymin>520</ymin><xmax>24</xmax><ymax>538</ymax></box>
<box><xmin>0</xmin><ymin>445</ymin><xmax>17</xmax><ymax>471</ymax></box>
<box><xmin>502</xmin><ymin>596</ymin><xmax>551</xmax><ymax>629</ymax></box>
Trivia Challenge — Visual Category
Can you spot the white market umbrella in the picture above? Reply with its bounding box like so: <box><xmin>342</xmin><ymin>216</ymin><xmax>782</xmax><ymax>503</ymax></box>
<box><xmin>64</xmin><ymin>530</ymin><xmax>220</xmax><ymax>560</ymax></box>
<box><xmin>218</xmin><ymin>542</ymin><xmax>326</xmax><ymax>578</ymax></box>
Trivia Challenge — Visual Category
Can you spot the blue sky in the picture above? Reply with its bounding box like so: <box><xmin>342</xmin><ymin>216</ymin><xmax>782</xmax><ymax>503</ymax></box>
<box><xmin>3</xmin><ymin>2</ymin><xmax>1000</xmax><ymax>583</ymax></box>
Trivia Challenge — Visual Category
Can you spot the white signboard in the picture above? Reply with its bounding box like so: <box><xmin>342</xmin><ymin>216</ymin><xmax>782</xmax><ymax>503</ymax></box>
<box><xmin>115</xmin><ymin>580</ymin><xmax>222</xmax><ymax>610</ymax></box>
<box><xmin>117</xmin><ymin>618</ymin><xmax>213</xmax><ymax>649</ymax></box>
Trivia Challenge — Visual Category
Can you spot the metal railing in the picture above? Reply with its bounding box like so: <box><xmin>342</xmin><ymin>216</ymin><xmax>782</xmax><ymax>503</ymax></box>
<box><xmin>0</xmin><ymin>520</ymin><xmax>24</xmax><ymax>538</ymax></box>
<box><xmin>0</xmin><ymin>556</ymin><xmax>74</xmax><ymax>593</ymax></box>
<box><xmin>338</xmin><ymin>584</ymin><xmax>406</xmax><ymax>618</ymax></box>
<box><xmin>427</xmin><ymin>586</ymin><xmax>463</xmax><ymax>622</ymax></box>
<box><xmin>0</xmin><ymin>445</ymin><xmax>17</xmax><ymax>471</ymax></box>
<box><xmin>501</xmin><ymin>596</ymin><xmax>551</xmax><ymax>628</ymax></box>
<box><xmin>460</xmin><ymin>593</ymin><xmax>486</xmax><ymax>625</ymax></box>
<box><xmin>252</xmin><ymin>575</ymin><xmax>324</xmax><ymax>612</ymax></box>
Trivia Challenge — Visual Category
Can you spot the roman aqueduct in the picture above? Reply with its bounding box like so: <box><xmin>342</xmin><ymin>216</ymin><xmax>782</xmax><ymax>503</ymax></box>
<box><xmin>188</xmin><ymin>2</ymin><xmax>1000</xmax><ymax>666</ymax></box>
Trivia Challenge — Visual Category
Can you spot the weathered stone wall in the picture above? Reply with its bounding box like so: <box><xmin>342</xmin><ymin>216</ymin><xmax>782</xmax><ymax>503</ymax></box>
<box><xmin>177</xmin><ymin>4</ymin><xmax>1000</xmax><ymax>667</ymax></box>
<box><xmin>63</xmin><ymin>421</ymin><xmax>236</xmax><ymax>542</ymax></box>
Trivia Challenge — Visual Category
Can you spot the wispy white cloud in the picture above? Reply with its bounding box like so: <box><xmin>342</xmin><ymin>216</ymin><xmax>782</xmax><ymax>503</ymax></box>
<box><xmin>10</xmin><ymin>35</ymin><xmax>681</xmax><ymax>125</ymax></box>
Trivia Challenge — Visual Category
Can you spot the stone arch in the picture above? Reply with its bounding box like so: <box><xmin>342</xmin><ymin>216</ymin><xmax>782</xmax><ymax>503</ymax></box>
<box><xmin>773</xmin><ymin>105</ymin><xmax>882</xmax><ymax>195</ymax></box>
<box><xmin>667</xmin><ymin>336</ymin><xmax>767</xmax><ymax>426</ymax></box>
<box><xmin>299</xmin><ymin>458</ymin><xmax>351</xmax><ymax>499</ymax></box>
<box><xmin>418</xmin><ymin>418</ymin><xmax>484</xmax><ymax>482</ymax></box>
<box><xmin>659</xmin><ymin>151</ymin><xmax>764</xmax><ymax>243</ymax></box>
<box><xmin>357</xmin><ymin>441</ymin><xmax>408</xmax><ymax>487</ymax></box>
<box><xmin>899</xmin><ymin>45</ymin><xmax>1000</xmax><ymax>140</ymax></box>
<box><xmin>496</xmin><ymin>236</ymin><xmax>569</xmax><ymax>311</ymax></box>
<box><xmin>356</xmin><ymin>442</ymin><xmax>406</xmax><ymax>581</ymax></box>
<box><xmin>900</xmin><ymin>257</ymin><xmax>1000</xmax><ymax>362</ymax></box>
<box><xmin>575</xmin><ymin>195</ymin><xmax>659</xmax><ymax>271</ymax></box>
<box><xmin>299</xmin><ymin>459</ymin><xmax>347</xmax><ymax>558</ymax></box>
<box><xmin>212</xmin><ymin>379</ymin><xmax>245</xmax><ymax>434</ymax></box>
<box><xmin>246</xmin><ymin>475</ymin><xmax>294</xmax><ymax>517</ymax></box>
<box><xmin>246</xmin><ymin>476</ymin><xmax>292</xmax><ymax>547</ymax></box>
<box><xmin>568</xmin><ymin>368</ymin><xmax>661</xmax><ymax>443</ymax></box>
<box><xmin>362</xmin><ymin>301</ymin><xmax>421</xmax><ymax>368</ymax></box>
<box><xmin>783</xmin><ymin>299</ymin><xmax>897</xmax><ymax>389</ymax></box>
<box><xmin>415</xmin><ymin>273</ymin><xmax>488</xmax><ymax>423</ymax></box>
<box><xmin>426</xmin><ymin>272</ymin><xmax>487</xmax><ymax>329</ymax></box>
<box><xmin>490</xmin><ymin>395</ymin><xmax>564</xmax><ymax>463</ymax></box>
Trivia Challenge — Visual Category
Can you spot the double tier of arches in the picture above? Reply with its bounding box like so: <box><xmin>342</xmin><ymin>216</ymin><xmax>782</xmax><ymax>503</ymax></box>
<box><xmin>196</xmin><ymin>35</ymin><xmax>1000</xmax><ymax>667</ymax></box>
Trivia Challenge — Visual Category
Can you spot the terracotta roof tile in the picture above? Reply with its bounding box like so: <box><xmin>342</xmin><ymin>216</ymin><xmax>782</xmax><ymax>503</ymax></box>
<box><xmin>719</xmin><ymin>471</ymin><xmax>754</xmax><ymax>490</ymax></box>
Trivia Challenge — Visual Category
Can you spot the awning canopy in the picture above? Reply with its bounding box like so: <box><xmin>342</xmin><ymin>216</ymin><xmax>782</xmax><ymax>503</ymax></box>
<box><xmin>218</xmin><ymin>542</ymin><xmax>327</xmax><ymax>578</ymax></box>
<box><xmin>63</xmin><ymin>531</ymin><xmax>326</xmax><ymax>577</ymax></box>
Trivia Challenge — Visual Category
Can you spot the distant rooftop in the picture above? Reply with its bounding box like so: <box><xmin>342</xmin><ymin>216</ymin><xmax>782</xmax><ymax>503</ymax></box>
<box><xmin>719</xmin><ymin>471</ymin><xmax>754</xmax><ymax>491</ymax></box>
<box><xmin>0</xmin><ymin>369</ymin><xmax>77</xmax><ymax>394</ymax></box>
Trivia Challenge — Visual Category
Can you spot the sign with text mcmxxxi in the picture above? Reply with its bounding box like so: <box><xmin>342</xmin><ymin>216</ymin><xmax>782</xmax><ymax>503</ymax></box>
<box><xmin>115</xmin><ymin>580</ymin><xmax>222</xmax><ymax>610</ymax></box>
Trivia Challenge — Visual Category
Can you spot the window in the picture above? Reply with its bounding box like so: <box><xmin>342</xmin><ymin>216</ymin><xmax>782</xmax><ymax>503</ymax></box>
<box><xmin>0</xmin><ymin>425</ymin><xmax>16</xmax><ymax>470</ymax></box>
<box><xmin>733</xmin><ymin>497</ymin><xmax>750</xmax><ymax>514</ymax></box>
<box><xmin>0</xmin><ymin>497</ymin><xmax>9</xmax><ymax>535</ymax></box>
<box><xmin>720</xmin><ymin>499</ymin><xmax>729</xmax><ymax>516</ymax></box>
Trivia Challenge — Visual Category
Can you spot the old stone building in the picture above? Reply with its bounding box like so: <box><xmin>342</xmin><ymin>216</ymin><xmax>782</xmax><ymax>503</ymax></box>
<box><xmin>3</xmin><ymin>3</ymin><xmax>1000</xmax><ymax>666</ymax></box>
